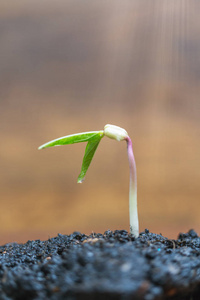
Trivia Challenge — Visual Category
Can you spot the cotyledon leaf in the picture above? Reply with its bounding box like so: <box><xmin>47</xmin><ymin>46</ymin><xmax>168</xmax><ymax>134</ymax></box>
<box><xmin>77</xmin><ymin>136</ymin><xmax>102</xmax><ymax>183</ymax></box>
<box><xmin>38</xmin><ymin>130</ymin><xmax>104</xmax><ymax>182</ymax></box>
<box><xmin>38</xmin><ymin>131</ymin><xmax>104</xmax><ymax>149</ymax></box>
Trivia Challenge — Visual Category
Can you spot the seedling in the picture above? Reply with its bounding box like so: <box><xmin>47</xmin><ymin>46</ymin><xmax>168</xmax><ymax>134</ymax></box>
<box><xmin>38</xmin><ymin>124</ymin><xmax>139</xmax><ymax>237</ymax></box>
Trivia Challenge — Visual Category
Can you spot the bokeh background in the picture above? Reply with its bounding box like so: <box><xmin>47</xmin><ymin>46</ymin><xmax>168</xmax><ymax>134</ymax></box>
<box><xmin>0</xmin><ymin>0</ymin><xmax>199</xmax><ymax>244</ymax></box>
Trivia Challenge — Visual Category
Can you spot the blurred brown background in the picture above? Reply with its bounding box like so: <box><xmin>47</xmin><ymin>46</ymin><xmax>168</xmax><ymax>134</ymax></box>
<box><xmin>0</xmin><ymin>0</ymin><xmax>199</xmax><ymax>244</ymax></box>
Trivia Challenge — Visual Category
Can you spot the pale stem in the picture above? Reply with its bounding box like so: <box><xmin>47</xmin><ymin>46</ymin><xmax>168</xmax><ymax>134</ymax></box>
<box><xmin>125</xmin><ymin>136</ymin><xmax>139</xmax><ymax>238</ymax></box>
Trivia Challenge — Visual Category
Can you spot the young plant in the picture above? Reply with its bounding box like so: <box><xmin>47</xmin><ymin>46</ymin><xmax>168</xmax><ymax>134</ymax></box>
<box><xmin>38</xmin><ymin>124</ymin><xmax>139</xmax><ymax>237</ymax></box>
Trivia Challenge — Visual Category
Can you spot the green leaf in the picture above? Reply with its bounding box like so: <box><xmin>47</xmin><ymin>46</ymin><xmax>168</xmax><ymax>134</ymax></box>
<box><xmin>38</xmin><ymin>131</ymin><xmax>104</xmax><ymax>149</ymax></box>
<box><xmin>77</xmin><ymin>137</ymin><xmax>102</xmax><ymax>183</ymax></box>
<box><xmin>38</xmin><ymin>130</ymin><xmax>104</xmax><ymax>183</ymax></box>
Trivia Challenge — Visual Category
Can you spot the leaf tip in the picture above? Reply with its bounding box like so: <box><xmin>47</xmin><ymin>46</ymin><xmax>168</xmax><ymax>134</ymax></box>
<box><xmin>77</xmin><ymin>177</ymin><xmax>85</xmax><ymax>184</ymax></box>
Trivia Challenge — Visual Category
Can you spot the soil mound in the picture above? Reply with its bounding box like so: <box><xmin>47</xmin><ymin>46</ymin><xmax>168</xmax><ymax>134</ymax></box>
<box><xmin>0</xmin><ymin>229</ymin><xmax>199</xmax><ymax>299</ymax></box>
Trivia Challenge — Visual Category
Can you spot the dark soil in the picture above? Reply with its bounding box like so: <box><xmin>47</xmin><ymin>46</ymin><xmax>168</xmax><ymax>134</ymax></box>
<box><xmin>0</xmin><ymin>229</ymin><xmax>199</xmax><ymax>300</ymax></box>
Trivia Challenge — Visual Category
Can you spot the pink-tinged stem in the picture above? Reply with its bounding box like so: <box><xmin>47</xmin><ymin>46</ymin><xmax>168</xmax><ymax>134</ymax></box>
<box><xmin>125</xmin><ymin>136</ymin><xmax>139</xmax><ymax>237</ymax></box>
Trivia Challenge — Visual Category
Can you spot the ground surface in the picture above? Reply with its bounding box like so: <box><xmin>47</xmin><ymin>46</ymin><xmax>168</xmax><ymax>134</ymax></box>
<box><xmin>0</xmin><ymin>229</ymin><xmax>199</xmax><ymax>300</ymax></box>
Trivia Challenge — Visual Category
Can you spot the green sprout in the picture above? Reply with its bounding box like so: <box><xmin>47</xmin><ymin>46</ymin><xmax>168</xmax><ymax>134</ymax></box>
<box><xmin>38</xmin><ymin>124</ymin><xmax>139</xmax><ymax>238</ymax></box>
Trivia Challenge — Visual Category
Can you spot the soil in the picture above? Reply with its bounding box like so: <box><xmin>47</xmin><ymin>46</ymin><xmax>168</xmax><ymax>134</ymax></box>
<box><xmin>0</xmin><ymin>229</ymin><xmax>199</xmax><ymax>300</ymax></box>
